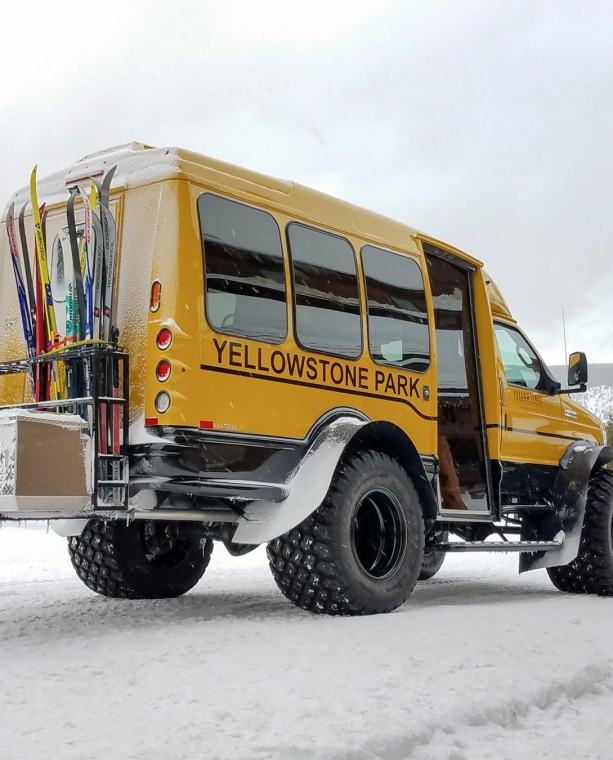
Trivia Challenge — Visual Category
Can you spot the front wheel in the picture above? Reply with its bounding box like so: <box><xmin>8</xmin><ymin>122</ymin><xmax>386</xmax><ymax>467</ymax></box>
<box><xmin>547</xmin><ymin>469</ymin><xmax>613</xmax><ymax>596</ymax></box>
<box><xmin>267</xmin><ymin>451</ymin><xmax>425</xmax><ymax>616</ymax></box>
<box><xmin>69</xmin><ymin>519</ymin><xmax>213</xmax><ymax>598</ymax></box>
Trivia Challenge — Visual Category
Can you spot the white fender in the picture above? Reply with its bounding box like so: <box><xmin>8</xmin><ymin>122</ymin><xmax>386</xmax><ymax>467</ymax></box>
<box><xmin>232</xmin><ymin>416</ymin><xmax>366</xmax><ymax>545</ymax></box>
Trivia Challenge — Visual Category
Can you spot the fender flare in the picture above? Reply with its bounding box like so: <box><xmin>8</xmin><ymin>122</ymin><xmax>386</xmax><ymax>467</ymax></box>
<box><xmin>232</xmin><ymin>417</ymin><xmax>435</xmax><ymax>545</ymax></box>
<box><xmin>520</xmin><ymin>441</ymin><xmax>613</xmax><ymax>572</ymax></box>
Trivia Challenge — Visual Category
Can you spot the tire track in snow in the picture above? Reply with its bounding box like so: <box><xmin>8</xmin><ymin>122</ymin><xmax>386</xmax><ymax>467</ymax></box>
<box><xmin>280</xmin><ymin>664</ymin><xmax>613</xmax><ymax>760</ymax></box>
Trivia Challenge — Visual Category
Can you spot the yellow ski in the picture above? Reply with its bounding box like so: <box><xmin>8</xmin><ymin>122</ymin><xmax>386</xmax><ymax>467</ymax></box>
<box><xmin>30</xmin><ymin>166</ymin><xmax>57</xmax><ymax>341</ymax></box>
<box><xmin>30</xmin><ymin>166</ymin><xmax>66</xmax><ymax>398</ymax></box>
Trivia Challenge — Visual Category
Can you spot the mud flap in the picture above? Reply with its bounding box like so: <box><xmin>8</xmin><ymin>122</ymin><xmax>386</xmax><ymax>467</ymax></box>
<box><xmin>520</xmin><ymin>442</ymin><xmax>613</xmax><ymax>572</ymax></box>
<box><xmin>232</xmin><ymin>417</ymin><xmax>367</xmax><ymax>545</ymax></box>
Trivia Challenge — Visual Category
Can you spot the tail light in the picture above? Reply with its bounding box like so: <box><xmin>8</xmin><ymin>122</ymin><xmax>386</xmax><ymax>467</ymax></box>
<box><xmin>156</xmin><ymin>328</ymin><xmax>172</xmax><ymax>350</ymax></box>
<box><xmin>156</xmin><ymin>359</ymin><xmax>171</xmax><ymax>382</ymax></box>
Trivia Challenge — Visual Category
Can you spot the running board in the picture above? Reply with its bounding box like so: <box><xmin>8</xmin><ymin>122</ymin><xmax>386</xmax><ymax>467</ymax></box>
<box><xmin>439</xmin><ymin>540</ymin><xmax>563</xmax><ymax>553</ymax></box>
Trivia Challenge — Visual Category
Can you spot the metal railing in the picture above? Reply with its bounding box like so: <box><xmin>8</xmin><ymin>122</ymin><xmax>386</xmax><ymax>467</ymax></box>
<box><xmin>0</xmin><ymin>343</ymin><xmax>130</xmax><ymax>509</ymax></box>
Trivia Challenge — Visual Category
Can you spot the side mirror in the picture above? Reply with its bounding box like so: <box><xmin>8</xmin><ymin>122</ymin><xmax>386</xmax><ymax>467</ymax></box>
<box><xmin>568</xmin><ymin>352</ymin><xmax>588</xmax><ymax>387</ymax></box>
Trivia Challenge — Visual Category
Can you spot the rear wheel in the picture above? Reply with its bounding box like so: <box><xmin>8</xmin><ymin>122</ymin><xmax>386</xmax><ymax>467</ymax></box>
<box><xmin>68</xmin><ymin>519</ymin><xmax>213</xmax><ymax>598</ymax></box>
<box><xmin>267</xmin><ymin>451</ymin><xmax>424</xmax><ymax>615</ymax></box>
<box><xmin>547</xmin><ymin>469</ymin><xmax>613</xmax><ymax>596</ymax></box>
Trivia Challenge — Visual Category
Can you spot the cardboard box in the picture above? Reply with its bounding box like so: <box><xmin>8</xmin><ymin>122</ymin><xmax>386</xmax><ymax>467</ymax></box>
<box><xmin>0</xmin><ymin>411</ymin><xmax>90</xmax><ymax>512</ymax></box>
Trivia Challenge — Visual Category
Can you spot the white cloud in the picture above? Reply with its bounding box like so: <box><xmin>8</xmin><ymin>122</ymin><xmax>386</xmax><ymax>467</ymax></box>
<box><xmin>1</xmin><ymin>0</ymin><xmax>612</xmax><ymax>362</ymax></box>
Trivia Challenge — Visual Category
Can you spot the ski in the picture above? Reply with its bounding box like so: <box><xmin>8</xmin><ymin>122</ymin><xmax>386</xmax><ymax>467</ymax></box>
<box><xmin>91</xmin><ymin>204</ymin><xmax>104</xmax><ymax>339</ymax></box>
<box><xmin>30</xmin><ymin>168</ymin><xmax>58</xmax><ymax>348</ymax></box>
<box><xmin>6</xmin><ymin>204</ymin><xmax>36</xmax><ymax>398</ymax></box>
<box><xmin>57</xmin><ymin>228</ymin><xmax>77</xmax><ymax>399</ymax></box>
<box><xmin>6</xmin><ymin>204</ymin><xmax>35</xmax><ymax>355</ymax></box>
<box><xmin>58</xmin><ymin>229</ymin><xmax>76</xmax><ymax>344</ymax></box>
<box><xmin>75</xmin><ymin>184</ymin><xmax>95</xmax><ymax>340</ymax></box>
<box><xmin>40</xmin><ymin>205</ymin><xmax>64</xmax><ymax>400</ymax></box>
<box><xmin>95</xmin><ymin>166</ymin><xmax>118</xmax><ymax>342</ymax></box>
<box><xmin>66</xmin><ymin>187</ymin><xmax>87</xmax><ymax>342</ymax></box>
<box><xmin>34</xmin><ymin>232</ymin><xmax>46</xmax><ymax>401</ymax></box>
<box><xmin>17</xmin><ymin>203</ymin><xmax>37</xmax><ymax>340</ymax></box>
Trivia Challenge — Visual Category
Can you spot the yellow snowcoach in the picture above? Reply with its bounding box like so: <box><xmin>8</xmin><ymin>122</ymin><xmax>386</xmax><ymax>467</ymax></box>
<box><xmin>1</xmin><ymin>142</ymin><xmax>611</xmax><ymax>614</ymax></box>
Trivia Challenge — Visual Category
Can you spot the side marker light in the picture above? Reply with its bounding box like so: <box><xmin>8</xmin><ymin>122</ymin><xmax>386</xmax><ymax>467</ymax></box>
<box><xmin>150</xmin><ymin>280</ymin><xmax>162</xmax><ymax>312</ymax></box>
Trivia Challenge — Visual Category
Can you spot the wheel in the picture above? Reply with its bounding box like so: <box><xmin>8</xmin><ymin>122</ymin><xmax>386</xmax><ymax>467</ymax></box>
<box><xmin>418</xmin><ymin>530</ymin><xmax>448</xmax><ymax>580</ymax></box>
<box><xmin>68</xmin><ymin>519</ymin><xmax>213</xmax><ymax>599</ymax></box>
<box><xmin>267</xmin><ymin>450</ymin><xmax>424</xmax><ymax>616</ymax></box>
<box><xmin>547</xmin><ymin>469</ymin><xmax>613</xmax><ymax>596</ymax></box>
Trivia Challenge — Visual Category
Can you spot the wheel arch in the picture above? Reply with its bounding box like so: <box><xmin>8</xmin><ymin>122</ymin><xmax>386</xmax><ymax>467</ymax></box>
<box><xmin>342</xmin><ymin>421</ymin><xmax>438</xmax><ymax>532</ymax></box>
<box><xmin>233</xmin><ymin>416</ymin><xmax>438</xmax><ymax>544</ymax></box>
<box><xmin>521</xmin><ymin>440</ymin><xmax>613</xmax><ymax>572</ymax></box>
<box><xmin>592</xmin><ymin>445</ymin><xmax>613</xmax><ymax>472</ymax></box>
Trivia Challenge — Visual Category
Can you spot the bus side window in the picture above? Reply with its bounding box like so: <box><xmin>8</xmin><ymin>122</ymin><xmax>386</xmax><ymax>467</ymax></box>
<box><xmin>361</xmin><ymin>245</ymin><xmax>430</xmax><ymax>373</ymax></box>
<box><xmin>198</xmin><ymin>193</ymin><xmax>287</xmax><ymax>344</ymax></box>
<box><xmin>287</xmin><ymin>223</ymin><xmax>362</xmax><ymax>359</ymax></box>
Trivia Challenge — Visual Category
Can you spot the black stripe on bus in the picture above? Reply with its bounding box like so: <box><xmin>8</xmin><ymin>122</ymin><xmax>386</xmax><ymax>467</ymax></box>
<box><xmin>505</xmin><ymin>425</ymin><xmax>584</xmax><ymax>442</ymax></box>
<box><xmin>485</xmin><ymin>423</ymin><xmax>585</xmax><ymax>444</ymax></box>
<box><xmin>200</xmin><ymin>363</ymin><xmax>438</xmax><ymax>421</ymax></box>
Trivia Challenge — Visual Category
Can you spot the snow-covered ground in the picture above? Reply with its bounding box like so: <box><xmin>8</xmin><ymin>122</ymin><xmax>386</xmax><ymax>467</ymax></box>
<box><xmin>1</xmin><ymin>524</ymin><xmax>612</xmax><ymax>760</ymax></box>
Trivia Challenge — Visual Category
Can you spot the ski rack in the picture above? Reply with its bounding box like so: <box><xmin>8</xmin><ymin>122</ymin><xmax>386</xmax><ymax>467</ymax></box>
<box><xmin>0</xmin><ymin>343</ymin><xmax>130</xmax><ymax>510</ymax></box>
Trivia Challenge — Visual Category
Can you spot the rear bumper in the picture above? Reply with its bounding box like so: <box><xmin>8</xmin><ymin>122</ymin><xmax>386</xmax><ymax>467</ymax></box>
<box><xmin>129</xmin><ymin>426</ymin><xmax>305</xmax><ymax>504</ymax></box>
<box><xmin>129</xmin><ymin>417</ymin><xmax>367</xmax><ymax>543</ymax></box>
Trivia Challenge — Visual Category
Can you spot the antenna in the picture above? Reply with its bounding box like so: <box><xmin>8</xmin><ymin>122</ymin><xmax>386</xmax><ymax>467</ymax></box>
<box><xmin>562</xmin><ymin>307</ymin><xmax>568</xmax><ymax>364</ymax></box>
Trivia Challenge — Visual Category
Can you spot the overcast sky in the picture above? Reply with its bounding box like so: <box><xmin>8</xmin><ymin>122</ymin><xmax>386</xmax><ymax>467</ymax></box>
<box><xmin>2</xmin><ymin>0</ymin><xmax>612</xmax><ymax>365</ymax></box>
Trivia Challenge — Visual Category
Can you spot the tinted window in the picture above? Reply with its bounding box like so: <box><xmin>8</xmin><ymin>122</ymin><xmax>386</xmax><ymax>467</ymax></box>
<box><xmin>494</xmin><ymin>323</ymin><xmax>543</xmax><ymax>390</ymax></box>
<box><xmin>198</xmin><ymin>194</ymin><xmax>287</xmax><ymax>344</ymax></box>
<box><xmin>287</xmin><ymin>223</ymin><xmax>362</xmax><ymax>358</ymax></box>
<box><xmin>424</xmin><ymin>255</ymin><xmax>473</xmax><ymax>397</ymax></box>
<box><xmin>362</xmin><ymin>245</ymin><xmax>430</xmax><ymax>372</ymax></box>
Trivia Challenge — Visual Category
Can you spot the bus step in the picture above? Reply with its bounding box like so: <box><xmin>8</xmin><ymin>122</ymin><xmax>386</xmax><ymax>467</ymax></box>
<box><xmin>439</xmin><ymin>540</ymin><xmax>563</xmax><ymax>553</ymax></box>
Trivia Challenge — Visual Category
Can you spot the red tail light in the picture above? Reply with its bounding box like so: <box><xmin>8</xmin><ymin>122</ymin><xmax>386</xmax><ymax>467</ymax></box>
<box><xmin>156</xmin><ymin>328</ymin><xmax>172</xmax><ymax>350</ymax></box>
<box><xmin>156</xmin><ymin>359</ymin><xmax>171</xmax><ymax>382</ymax></box>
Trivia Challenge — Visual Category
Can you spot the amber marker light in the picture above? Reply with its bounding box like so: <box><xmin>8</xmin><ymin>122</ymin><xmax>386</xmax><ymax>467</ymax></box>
<box><xmin>150</xmin><ymin>280</ymin><xmax>162</xmax><ymax>312</ymax></box>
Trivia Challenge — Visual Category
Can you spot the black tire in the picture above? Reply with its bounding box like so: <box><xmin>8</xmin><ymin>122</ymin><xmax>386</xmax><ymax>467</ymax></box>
<box><xmin>418</xmin><ymin>530</ymin><xmax>448</xmax><ymax>581</ymax></box>
<box><xmin>267</xmin><ymin>451</ymin><xmax>424</xmax><ymax>616</ymax></box>
<box><xmin>547</xmin><ymin>469</ymin><xmax>613</xmax><ymax>596</ymax></box>
<box><xmin>68</xmin><ymin>519</ymin><xmax>213</xmax><ymax>599</ymax></box>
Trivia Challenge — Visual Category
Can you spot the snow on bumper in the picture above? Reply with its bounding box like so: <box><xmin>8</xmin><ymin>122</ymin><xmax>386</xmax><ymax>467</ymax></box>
<box><xmin>232</xmin><ymin>416</ymin><xmax>366</xmax><ymax>544</ymax></box>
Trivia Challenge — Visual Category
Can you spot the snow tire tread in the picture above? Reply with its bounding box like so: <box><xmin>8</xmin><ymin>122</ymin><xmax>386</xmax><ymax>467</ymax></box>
<box><xmin>68</xmin><ymin>519</ymin><xmax>213</xmax><ymax>599</ymax></box>
<box><xmin>267</xmin><ymin>451</ymin><xmax>423</xmax><ymax>616</ymax></box>
<box><xmin>547</xmin><ymin>469</ymin><xmax>613</xmax><ymax>596</ymax></box>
